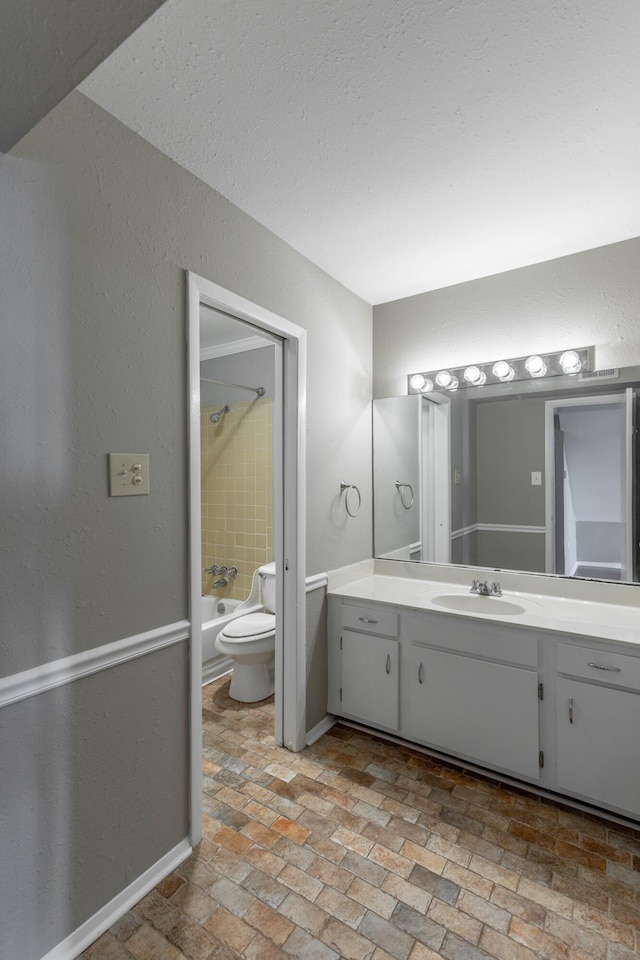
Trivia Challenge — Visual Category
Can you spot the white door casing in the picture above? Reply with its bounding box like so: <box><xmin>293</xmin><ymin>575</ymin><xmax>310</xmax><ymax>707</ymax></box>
<box><xmin>187</xmin><ymin>272</ymin><xmax>307</xmax><ymax>845</ymax></box>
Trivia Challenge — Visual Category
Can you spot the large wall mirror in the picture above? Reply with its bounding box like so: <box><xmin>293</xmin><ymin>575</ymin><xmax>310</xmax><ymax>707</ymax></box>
<box><xmin>373</xmin><ymin>366</ymin><xmax>639</xmax><ymax>583</ymax></box>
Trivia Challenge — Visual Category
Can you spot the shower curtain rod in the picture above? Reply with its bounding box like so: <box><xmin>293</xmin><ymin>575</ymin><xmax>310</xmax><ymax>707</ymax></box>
<box><xmin>200</xmin><ymin>377</ymin><xmax>265</xmax><ymax>396</ymax></box>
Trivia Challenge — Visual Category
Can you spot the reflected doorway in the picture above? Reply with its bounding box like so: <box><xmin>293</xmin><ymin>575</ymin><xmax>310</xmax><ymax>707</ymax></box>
<box><xmin>545</xmin><ymin>390</ymin><xmax>636</xmax><ymax>580</ymax></box>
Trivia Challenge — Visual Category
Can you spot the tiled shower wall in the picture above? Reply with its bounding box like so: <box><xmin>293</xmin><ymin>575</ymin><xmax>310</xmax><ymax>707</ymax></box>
<box><xmin>201</xmin><ymin>398</ymin><xmax>273</xmax><ymax>600</ymax></box>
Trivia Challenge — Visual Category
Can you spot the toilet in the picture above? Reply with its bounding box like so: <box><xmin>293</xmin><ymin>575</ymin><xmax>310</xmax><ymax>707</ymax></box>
<box><xmin>215</xmin><ymin>562</ymin><xmax>276</xmax><ymax>702</ymax></box>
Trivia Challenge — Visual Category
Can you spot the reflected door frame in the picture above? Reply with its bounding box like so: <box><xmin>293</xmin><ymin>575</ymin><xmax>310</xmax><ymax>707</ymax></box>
<box><xmin>544</xmin><ymin>390</ymin><xmax>634</xmax><ymax>580</ymax></box>
<box><xmin>187</xmin><ymin>272</ymin><xmax>307</xmax><ymax>847</ymax></box>
<box><xmin>421</xmin><ymin>394</ymin><xmax>451</xmax><ymax>562</ymax></box>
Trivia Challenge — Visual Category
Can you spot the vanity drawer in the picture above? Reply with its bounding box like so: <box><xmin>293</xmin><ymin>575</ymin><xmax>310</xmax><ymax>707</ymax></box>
<box><xmin>405</xmin><ymin>611</ymin><xmax>537</xmax><ymax>667</ymax></box>
<box><xmin>557</xmin><ymin>643</ymin><xmax>640</xmax><ymax>691</ymax></box>
<box><xmin>341</xmin><ymin>602</ymin><xmax>399</xmax><ymax>637</ymax></box>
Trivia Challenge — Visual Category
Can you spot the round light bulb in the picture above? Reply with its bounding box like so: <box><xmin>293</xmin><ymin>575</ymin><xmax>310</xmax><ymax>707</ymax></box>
<box><xmin>409</xmin><ymin>374</ymin><xmax>426</xmax><ymax>390</ymax></box>
<box><xmin>420</xmin><ymin>378</ymin><xmax>434</xmax><ymax>393</ymax></box>
<box><xmin>435</xmin><ymin>370</ymin><xmax>453</xmax><ymax>388</ymax></box>
<box><xmin>525</xmin><ymin>355</ymin><xmax>547</xmax><ymax>377</ymax></box>
<box><xmin>559</xmin><ymin>350</ymin><xmax>581</xmax><ymax>375</ymax></box>
<box><xmin>492</xmin><ymin>360</ymin><xmax>514</xmax><ymax>381</ymax></box>
<box><xmin>463</xmin><ymin>365</ymin><xmax>482</xmax><ymax>384</ymax></box>
<box><xmin>446</xmin><ymin>375</ymin><xmax>459</xmax><ymax>391</ymax></box>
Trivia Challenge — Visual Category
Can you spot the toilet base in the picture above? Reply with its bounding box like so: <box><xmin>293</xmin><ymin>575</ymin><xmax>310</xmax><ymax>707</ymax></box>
<box><xmin>228</xmin><ymin>658</ymin><xmax>275</xmax><ymax>702</ymax></box>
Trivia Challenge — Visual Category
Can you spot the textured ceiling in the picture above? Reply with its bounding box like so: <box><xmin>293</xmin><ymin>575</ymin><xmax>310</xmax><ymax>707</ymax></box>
<box><xmin>81</xmin><ymin>0</ymin><xmax>640</xmax><ymax>304</ymax></box>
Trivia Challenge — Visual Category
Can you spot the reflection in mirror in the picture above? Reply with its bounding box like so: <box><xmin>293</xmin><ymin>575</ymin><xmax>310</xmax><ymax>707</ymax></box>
<box><xmin>373</xmin><ymin>367</ymin><xmax>639</xmax><ymax>583</ymax></box>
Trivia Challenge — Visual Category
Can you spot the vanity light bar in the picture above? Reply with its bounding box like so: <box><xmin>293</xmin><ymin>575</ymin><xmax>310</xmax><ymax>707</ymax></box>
<box><xmin>408</xmin><ymin>347</ymin><xmax>594</xmax><ymax>395</ymax></box>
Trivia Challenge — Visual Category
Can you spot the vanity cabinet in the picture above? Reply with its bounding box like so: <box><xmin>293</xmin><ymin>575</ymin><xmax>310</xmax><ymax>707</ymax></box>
<box><xmin>407</xmin><ymin>646</ymin><xmax>540</xmax><ymax>780</ymax></box>
<box><xmin>328</xmin><ymin>589</ymin><xmax>640</xmax><ymax>824</ymax></box>
<box><xmin>556</xmin><ymin>643</ymin><xmax>640</xmax><ymax>818</ymax></box>
<box><xmin>328</xmin><ymin>601</ymin><xmax>400</xmax><ymax>732</ymax></box>
<box><xmin>404</xmin><ymin>612</ymin><xmax>540</xmax><ymax>780</ymax></box>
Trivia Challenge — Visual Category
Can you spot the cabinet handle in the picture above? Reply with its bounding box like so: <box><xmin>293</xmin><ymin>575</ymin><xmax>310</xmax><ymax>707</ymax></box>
<box><xmin>359</xmin><ymin>617</ymin><xmax>378</xmax><ymax>624</ymax></box>
<box><xmin>385</xmin><ymin>654</ymin><xmax>391</xmax><ymax>675</ymax></box>
<box><xmin>588</xmin><ymin>662</ymin><xmax>621</xmax><ymax>672</ymax></box>
<box><xmin>418</xmin><ymin>662</ymin><xmax>424</xmax><ymax>684</ymax></box>
<box><xmin>569</xmin><ymin>697</ymin><xmax>574</xmax><ymax>724</ymax></box>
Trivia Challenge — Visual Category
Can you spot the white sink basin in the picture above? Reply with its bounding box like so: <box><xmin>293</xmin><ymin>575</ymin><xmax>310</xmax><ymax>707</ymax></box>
<box><xmin>430</xmin><ymin>593</ymin><xmax>535</xmax><ymax>616</ymax></box>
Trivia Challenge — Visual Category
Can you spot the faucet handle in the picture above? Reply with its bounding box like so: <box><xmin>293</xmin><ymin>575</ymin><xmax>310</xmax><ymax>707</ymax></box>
<box><xmin>491</xmin><ymin>581</ymin><xmax>502</xmax><ymax>596</ymax></box>
<box><xmin>470</xmin><ymin>579</ymin><xmax>480</xmax><ymax>593</ymax></box>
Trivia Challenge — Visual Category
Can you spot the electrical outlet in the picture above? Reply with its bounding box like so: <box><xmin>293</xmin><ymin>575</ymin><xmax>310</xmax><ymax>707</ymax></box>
<box><xmin>109</xmin><ymin>453</ymin><xmax>150</xmax><ymax>496</ymax></box>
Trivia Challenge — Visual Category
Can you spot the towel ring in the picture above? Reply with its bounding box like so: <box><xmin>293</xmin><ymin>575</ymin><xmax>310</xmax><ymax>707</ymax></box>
<box><xmin>395</xmin><ymin>481</ymin><xmax>414</xmax><ymax>509</ymax></box>
<box><xmin>340</xmin><ymin>481</ymin><xmax>362</xmax><ymax>518</ymax></box>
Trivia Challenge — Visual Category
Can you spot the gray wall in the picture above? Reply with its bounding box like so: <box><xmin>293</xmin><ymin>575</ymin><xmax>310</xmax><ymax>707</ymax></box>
<box><xmin>373</xmin><ymin>396</ymin><xmax>421</xmax><ymax>556</ymax></box>
<box><xmin>0</xmin><ymin>91</ymin><xmax>371</xmax><ymax>958</ymax></box>
<box><xmin>373</xmin><ymin>237</ymin><xmax>640</xmax><ymax>400</ymax></box>
<box><xmin>201</xmin><ymin>346</ymin><xmax>276</xmax><ymax>407</ymax></box>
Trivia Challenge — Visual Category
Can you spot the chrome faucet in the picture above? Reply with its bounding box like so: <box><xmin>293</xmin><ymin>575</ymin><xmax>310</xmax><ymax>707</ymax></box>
<box><xmin>471</xmin><ymin>579</ymin><xmax>490</xmax><ymax>595</ymax></box>
<box><xmin>205</xmin><ymin>564</ymin><xmax>237</xmax><ymax>579</ymax></box>
<box><xmin>213</xmin><ymin>577</ymin><xmax>228</xmax><ymax>588</ymax></box>
<box><xmin>470</xmin><ymin>579</ymin><xmax>502</xmax><ymax>597</ymax></box>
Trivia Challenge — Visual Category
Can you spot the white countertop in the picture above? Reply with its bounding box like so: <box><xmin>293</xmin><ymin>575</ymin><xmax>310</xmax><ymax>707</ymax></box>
<box><xmin>328</xmin><ymin>574</ymin><xmax>640</xmax><ymax>648</ymax></box>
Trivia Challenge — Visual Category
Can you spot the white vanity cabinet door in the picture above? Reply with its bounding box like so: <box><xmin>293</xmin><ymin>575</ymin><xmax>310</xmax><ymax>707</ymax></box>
<box><xmin>556</xmin><ymin>678</ymin><xmax>640</xmax><ymax>818</ymax></box>
<box><xmin>407</xmin><ymin>646</ymin><xmax>540</xmax><ymax>780</ymax></box>
<box><xmin>341</xmin><ymin>631</ymin><xmax>399</xmax><ymax>731</ymax></box>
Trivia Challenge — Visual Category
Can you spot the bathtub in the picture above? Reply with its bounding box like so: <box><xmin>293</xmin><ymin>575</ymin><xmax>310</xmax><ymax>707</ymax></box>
<box><xmin>201</xmin><ymin>595</ymin><xmax>261</xmax><ymax>685</ymax></box>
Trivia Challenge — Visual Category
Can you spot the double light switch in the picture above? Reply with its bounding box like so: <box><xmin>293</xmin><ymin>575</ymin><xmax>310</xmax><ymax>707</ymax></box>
<box><xmin>109</xmin><ymin>453</ymin><xmax>150</xmax><ymax>496</ymax></box>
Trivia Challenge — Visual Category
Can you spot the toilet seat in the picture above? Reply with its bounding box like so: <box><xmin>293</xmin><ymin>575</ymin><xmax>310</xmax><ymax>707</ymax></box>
<box><xmin>219</xmin><ymin>612</ymin><xmax>275</xmax><ymax>641</ymax></box>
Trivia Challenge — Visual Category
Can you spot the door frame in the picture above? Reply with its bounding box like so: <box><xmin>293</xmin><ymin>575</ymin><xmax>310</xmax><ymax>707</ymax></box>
<box><xmin>187</xmin><ymin>272</ymin><xmax>307</xmax><ymax>845</ymax></box>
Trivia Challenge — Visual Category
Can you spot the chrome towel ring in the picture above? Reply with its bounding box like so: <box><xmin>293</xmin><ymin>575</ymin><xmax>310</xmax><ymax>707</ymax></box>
<box><xmin>340</xmin><ymin>481</ymin><xmax>362</xmax><ymax>517</ymax></box>
<box><xmin>395</xmin><ymin>481</ymin><xmax>414</xmax><ymax>509</ymax></box>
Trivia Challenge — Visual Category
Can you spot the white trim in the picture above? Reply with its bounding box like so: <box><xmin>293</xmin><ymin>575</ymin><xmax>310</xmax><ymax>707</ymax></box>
<box><xmin>451</xmin><ymin>523</ymin><xmax>545</xmax><ymax>540</ymax></box>
<box><xmin>40</xmin><ymin>839</ymin><xmax>192</xmax><ymax>960</ymax></box>
<box><xmin>202</xmin><ymin>656</ymin><xmax>234</xmax><ymax>687</ymax></box>
<box><xmin>187</xmin><ymin>272</ymin><xmax>307</xmax><ymax>849</ymax></box>
<box><xmin>450</xmin><ymin>524</ymin><xmax>477</xmax><ymax>541</ymax></box>
<box><xmin>306</xmin><ymin>713</ymin><xmax>336</xmax><ymax>746</ymax></box>
<box><xmin>0</xmin><ymin>621</ymin><xmax>189</xmax><ymax>710</ymax></box>
<box><xmin>200</xmin><ymin>335</ymin><xmax>270</xmax><ymax>361</ymax></box>
<box><xmin>305</xmin><ymin>572</ymin><xmax>328</xmax><ymax>593</ymax></box>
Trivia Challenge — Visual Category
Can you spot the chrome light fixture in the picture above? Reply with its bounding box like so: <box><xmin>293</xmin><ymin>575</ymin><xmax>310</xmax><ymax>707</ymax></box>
<box><xmin>408</xmin><ymin>346</ymin><xmax>593</xmax><ymax>395</ymax></box>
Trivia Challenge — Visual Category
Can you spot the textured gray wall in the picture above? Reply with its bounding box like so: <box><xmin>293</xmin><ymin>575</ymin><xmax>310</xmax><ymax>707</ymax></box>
<box><xmin>0</xmin><ymin>92</ymin><xmax>371</xmax><ymax>957</ymax></box>
<box><xmin>0</xmin><ymin>642</ymin><xmax>188</xmax><ymax>960</ymax></box>
<box><xmin>0</xmin><ymin>91</ymin><xmax>371</xmax><ymax>678</ymax></box>
<box><xmin>0</xmin><ymin>0</ymin><xmax>168</xmax><ymax>151</ymax></box>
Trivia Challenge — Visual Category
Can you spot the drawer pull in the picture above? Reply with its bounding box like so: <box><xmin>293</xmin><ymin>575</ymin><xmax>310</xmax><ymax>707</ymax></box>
<box><xmin>588</xmin><ymin>662</ymin><xmax>621</xmax><ymax>672</ymax></box>
<box><xmin>385</xmin><ymin>654</ymin><xmax>391</xmax><ymax>675</ymax></box>
<box><xmin>418</xmin><ymin>662</ymin><xmax>424</xmax><ymax>685</ymax></box>
<box><xmin>569</xmin><ymin>697</ymin><xmax>574</xmax><ymax>724</ymax></box>
<box><xmin>359</xmin><ymin>617</ymin><xmax>378</xmax><ymax>624</ymax></box>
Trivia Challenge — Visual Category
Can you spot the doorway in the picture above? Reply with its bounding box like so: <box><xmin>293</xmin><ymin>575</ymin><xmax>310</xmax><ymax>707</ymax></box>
<box><xmin>187</xmin><ymin>273</ymin><xmax>307</xmax><ymax>846</ymax></box>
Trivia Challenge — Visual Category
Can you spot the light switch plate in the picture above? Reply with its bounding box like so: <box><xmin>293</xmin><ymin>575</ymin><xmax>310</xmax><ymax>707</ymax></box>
<box><xmin>531</xmin><ymin>471</ymin><xmax>542</xmax><ymax>486</ymax></box>
<box><xmin>109</xmin><ymin>453</ymin><xmax>150</xmax><ymax>496</ymax></box>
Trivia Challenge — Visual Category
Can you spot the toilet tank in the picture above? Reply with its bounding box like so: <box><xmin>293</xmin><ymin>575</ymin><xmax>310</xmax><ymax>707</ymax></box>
<box><xmin>258</xmin><ymin>562</ymin><xmax>277</xmax><ymax>613</ymax></box>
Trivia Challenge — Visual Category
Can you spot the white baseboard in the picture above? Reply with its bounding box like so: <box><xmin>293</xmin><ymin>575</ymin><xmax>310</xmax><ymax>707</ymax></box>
<box><xmin>40</xmin><ymin>838</ymin><xmax>192</xmax><ymax>960</ymax></box>
<box><xmin>202</xmin><ymin>656</ymin><xmax>233</xmax><ymax>686</ymax></box>
<box><xmin>306</xmin><ymin>713</ymin><xmax>336</xmax><ymax>746</ymax></box>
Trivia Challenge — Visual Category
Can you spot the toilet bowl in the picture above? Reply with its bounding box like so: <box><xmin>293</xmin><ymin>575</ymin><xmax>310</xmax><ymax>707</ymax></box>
<box><xmin>215</xmin><ymin>562</ymin><xmax>276</xmax><ymax>702</ymax></box>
